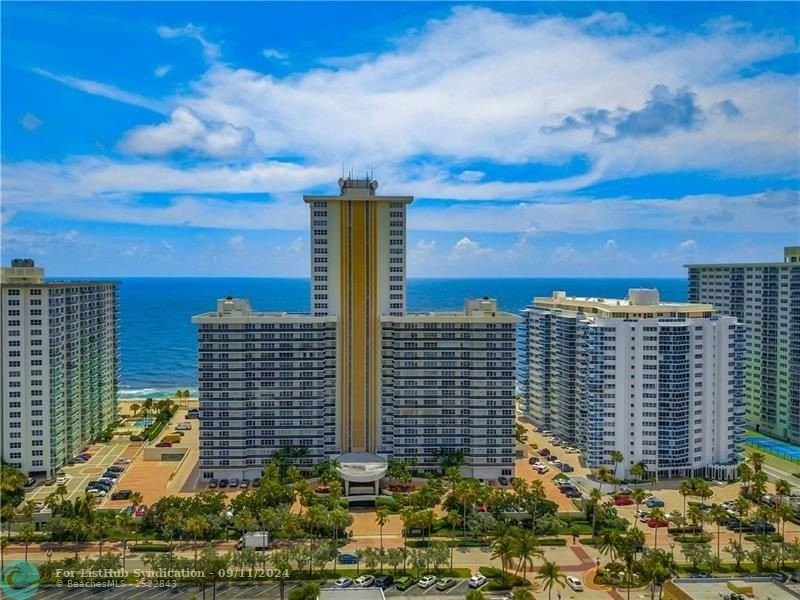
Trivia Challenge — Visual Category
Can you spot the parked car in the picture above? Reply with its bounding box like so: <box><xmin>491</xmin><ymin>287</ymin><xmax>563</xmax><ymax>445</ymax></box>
<box><xmin>32</xmin><ymin>501</ymin><xmax>45</xmax><ymax>511</ymax></box>
<box><xmin>538</xmin><ymin>448</ymin><xmax>550</xmax><ymax>456</ymax></box>
<box><xmin>564</xmin><ymin>489</ymin><xmax>582</xmax><ymax>498</ymax></box>
<box><xmin>498</xmin><ymin>476</ymin><xmax>509</xmax><ymax>486</ymax></box>
<box><xmin>535</xmin><ymin>465</ymin><xmax>550</xmax><ymax>474</ymax></box>
<box><xmin>647</xmin><ymin>518</ymin><xmax>669</xmax><ymax>528</ymax></box>
<box><xmin>645</xmin><ymin>497</ymin><xmax>665</xmax><ymax>508</ymax></box>
<box><xmin>418</xmin><ymin>575</ymin><xmax>437</xmax><ymax>589</ymax></box>
<box><xmin>55</xmin><ymin>476</ymin><xmax>68</xmax><ymax>485</ymax></box>
<box><xmin>113</xmin><ymin>459</ymin><xmax>130</xmax><ymax>466</ymax></box>
<box><xmin>44</xmin><ymin>477</ymin><xmax>56</xmax><ymax>486</ymax></box>
<box><xmin>86</xmin><ymin>488</ymin><xmax>106</xmax><ymax>497</ymax></box>
<box><xmin>334</xmin><ymin>578</ymin><xmax>353</xmax><ymax>589</ymax></box>
<box><xmin>107</xmin><ymin>466</ymin><xmax>125</xmax><ymax>474</ymax></box>
<box><xmin>436</xmin><ymin>578</ymin><xmax>457</xmax><ymax>591</ymax></box>
<box><xmin>528</xmin><ymin>457</ymin><xmax>539</xmax><ymax>465</ymax></box>
<box><xmin>566</xmin><ymin>576</ymin><xmax>584</xmax><ymax>591</ymax></box>
<box><xmin>615</xmin><ymin>496</ymin><xmax>634</xmax><ymax>506</ymax></box>
<box><xmin>98</xmin><ymin>477</ymin><xmax>115</xmax><ymax>485</ymax></box>
<box><xmin>566</xmin><ymin>447</ymin><xmax>581</xmax><ymax>454</ymax></box>
<box><xmin>751</xmin><ymin>521</ymin><xmax>776</xmax><ymax>534</ymax></box>
<box><xmin>24</xmin><ymin>477</ymin><xmax>36</xmax><ymax>487</ymax></box>
<box><xmin>252</xmin><ymin>478</ymin><xmax>261</xmax><ymax>488</ymax></box>
<box><xmin>218</xmin><ymin>479</ymin><xmax>229</xmax><ymax>488</ymax></box>
<box><xmin>561</xmin><ymin>464</ymin><xmax>575</xmax><ymax>473</ymax></box>
<box><xmin>103</xmin><ymin>471</ymin><xmax>120</xmax><ymax>480</ymax></box>
<box><xmin>229</xmin><ymin>478</ymin><xmax>240</xmax><ymax>488</ymax></box>
<box><xmin>355</xmin><ymin>575</ymin><xmax>375</xmax><ymax>588</ymax></box>
<box><xmin>134</xmin><ymin>505</ymin><xmax>148</xmax><ymax>517</ymax></box>
<box><xmin>73</xmin><ymin>456</ymin><xmax>88</xmax><ymax>463</ymax></box>
<box><xmin>468</xmin><ymin>575</ymin><xmax>487</xmax><ymax>588</ymax></box>
<box><xmin>240</xmin><ymin>479</ymin><xmax>250</xmax><ymax>489</ymax></box>
<box><xmin>375</xmin><ymin>575</ymin><xmax>394</xmax><ymax>589</ymax></box>
<box><xmin>547</xmin><ymin>455</ymin><xmax>559</xmax><ymax>463</ymax></box>
<box><xmin>395</xmin><ymin>577</ymin><xmax>415</xmax><ymax>591</ymax></box>
<box><xmin>618</xmin><ymin>487</ymin><xmax>634</xmax><ymax>495</ymax></box>
<box><xmin>155</xmin><ymin>442</ymin><xmax>172</xmax><ymax>448</ymax></box>
<box><xmin>111</xmin><ymin>490</ymin><xmax>132</xmax><ymax>500</ymax></box>
<box><xmin>208</xmin><ymin>479</ymin><xmax>218</xmax><ymax>489</ymax></box>
<box><xmin>337</xmin><ymin>553</ymin><xmax>359</xmax><ymax>565</ymax></box>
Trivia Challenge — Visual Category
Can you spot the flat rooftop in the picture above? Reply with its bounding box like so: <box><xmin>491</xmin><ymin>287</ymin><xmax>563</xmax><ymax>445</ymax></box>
<box><xmin>665</xmin><ymin>577</ymin><xmax>800</xmax><ymax>600</ymax></box>
<box><xmin>533</xmin><ymin>289</ymin><xmax>714</xmax><ymax>318</ymax></box>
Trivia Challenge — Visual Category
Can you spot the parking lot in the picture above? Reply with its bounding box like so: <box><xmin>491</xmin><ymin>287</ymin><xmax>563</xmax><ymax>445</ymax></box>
<box><xmin>27</xmin><ymin>581</ymin><xmax>524</xmax><ymax>600</ymax></box>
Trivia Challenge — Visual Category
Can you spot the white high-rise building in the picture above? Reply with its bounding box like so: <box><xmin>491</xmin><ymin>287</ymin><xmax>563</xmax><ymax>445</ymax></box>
<box><xmin>1</xmin><ymin>259</ymin><xmax>119</xmax><ymax>476</ymax></box>
<box><xmin>687</xmin><ymin>247</ymin><xmax>800</xmax><ymax>443</ymax></box>
<box><xmin>193</xmin><ymin>178</ymin><xmax>517</xmax><ymax>492</ymax></box>
<box><xmin>519</xmin><ymin>289</ymin><xmax>746</xmax><ymax>481</ymax></box>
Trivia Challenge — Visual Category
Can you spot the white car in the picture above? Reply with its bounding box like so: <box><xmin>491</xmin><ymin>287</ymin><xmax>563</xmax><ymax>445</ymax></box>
<box><xmin>55</xmin><ymin>476</ymin><xmax>68</xmax><ymax>485</ymax></box>
<box><xmin>535</xmin><ymin>464</ymin><xmax>550</xmax><ymax>474</ymax></box>
<box><xmin>355</xmin><ymin>575</ymin><xmax>375</xmax><ymax>588</ymax></box>
<box><xmin>334</xmin><ymin>578</ymin><xmax>353</xmax><ymax>589</ymax></box>
<box><xmin>86</xmin><ymin>488</ymin><xmax>106</xmax><ymax>497</ymax></box>
<box><xmin>468</xmin><ymin>575</ymin><xmax>487</xmax><ymax>588</ymax></box>
<box><xmin>566</xmin><ymin>447</ymin><xmax>581</xmax><ymax>454</ymax></box>
<box><xmin>566</xmin><ymin>576</ymin><xmax>584</xmax><ymax>591</ymax></box>
<box><xmin>418</xmin><ymin>575</ymin><xmax>437</xmax><ymax>589</ymax></box>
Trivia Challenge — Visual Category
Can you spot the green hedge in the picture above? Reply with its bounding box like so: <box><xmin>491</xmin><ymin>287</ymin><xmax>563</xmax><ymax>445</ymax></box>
<box><xmin>131</xmin><ymin>543</ymin><xmax>171</xmax><ymax>552</ymax></box>
<box><xmin>537</xmin><ymin>538</ymin><xmax>567</xmax><ymax>546</ymax></box>
<box><xmin>744</xmin><ymin>533</ymin><xmax>783</xmax><ymax>543</ymax></box>
<box><xmin>672</xmin><ymin>534</ymin><xmax>712</xmax><ymax>544</ymax></box>
<box><xmin>376</xmin><ymin>496</ymin><xmax>402</xmax><ymax>512</ymax></box>
<box><xmin>478</xmin><ymin>567</ymin><xmax>530</xmax><ymax>589</ymax></box>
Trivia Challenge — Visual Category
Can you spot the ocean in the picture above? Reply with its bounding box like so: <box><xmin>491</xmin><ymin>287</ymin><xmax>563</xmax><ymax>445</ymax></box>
<box><xmin>118</xmin><ymin>277</ymin><xmax>687</xmax><ymax>398</ymax></box>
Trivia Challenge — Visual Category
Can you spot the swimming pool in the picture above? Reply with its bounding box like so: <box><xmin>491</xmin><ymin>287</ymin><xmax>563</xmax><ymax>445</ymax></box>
<box><xmin>746</xmin><ymin>435</ymin><xmax>800</xmax><ymax>462</ymax></box>
<box><xmin>133</xmin><ymin>418</ymin><xmax>154</xmax><ymax>428</ymax></box>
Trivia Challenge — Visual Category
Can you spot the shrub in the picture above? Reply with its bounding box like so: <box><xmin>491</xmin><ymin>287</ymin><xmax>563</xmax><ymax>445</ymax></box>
<box><xmin>672</xmin><ymin>534</ymin><xmax>712</xmax><ymax>544</ymax></box>
<box><xmin>537</xmin><ymin>538</ymin><xmax>567</xmax><ymax>546</ymax></box>
<box><xmin>376</xmin><ymin>496</ymin><xmax>401</xmax><ymax>511</ymax></box>
<box><xmin>131</xmin><ymin>543</ymin><xmax>171</xmax><ymax>552</ymax></box>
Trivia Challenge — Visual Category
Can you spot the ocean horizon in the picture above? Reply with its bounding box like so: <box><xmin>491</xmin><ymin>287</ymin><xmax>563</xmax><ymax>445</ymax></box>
<box><xmin>117</xmin><ymin>276</ymin><xmax>687</xmax><ymax>398</ymax></box>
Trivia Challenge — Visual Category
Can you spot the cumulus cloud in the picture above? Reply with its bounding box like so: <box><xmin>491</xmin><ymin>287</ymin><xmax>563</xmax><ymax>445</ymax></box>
<box><xmin>118</xmin><ymin>107</ymin><xmax>258</xmax><ymax>158</ymax></box>
<box><xmin>154</xmin><ymin>65</ymin><xmax>172</xmax><ymax>78</ymax></box>
<box><xmin>157</xmin><ymin>23</ymin><xmax>220</xmax><ymax>60</ymax></box>
<box><xmin>678</xmin><ymin>239</ymin><xmax>697</xmax><ymax>251</ymax></box>
<box><xmin>19</xmin><ymin>112</ymin><xmax>43</xmax><ymax>131</ymax></box>
<box><xmin>228</xmin><ymin>235</ymin><xmax>245</xmax><ymax>251</ymax></box>
<box><xmin>542</xmin><ymin>85</ymin><xmax>709</xmax><ymax>140</ymax></box>
<box><xmin>262</xmin><ymin>48</ymin><xmax>288</xmax><ymax>62</ymax></box>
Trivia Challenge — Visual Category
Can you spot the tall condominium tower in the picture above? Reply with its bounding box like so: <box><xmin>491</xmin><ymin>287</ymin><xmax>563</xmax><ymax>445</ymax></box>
<box><xmin>194</xmin><ymin>178</ymin><xmax>517</xmax><ymax>493</ymax></box>
<box><xmin>1</xmin><ymin>259</ymin><xmax>119</xmax><ymax>476</ymax></box>
<box><xmin>687</xmin><ymin>247</ymin><xmax>800</xmax><ymax>443</ymax></box>
<box><xmin>519</xmin><ymin>289</ymin><xmax>746</xmax><ymax>481</ymax></box>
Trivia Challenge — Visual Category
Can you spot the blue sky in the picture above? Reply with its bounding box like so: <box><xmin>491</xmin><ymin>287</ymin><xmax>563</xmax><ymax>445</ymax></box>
<box><xmin>2</xmin><ymin>2</ymin><xmax>798</xmax><ymax>277</ymax></box>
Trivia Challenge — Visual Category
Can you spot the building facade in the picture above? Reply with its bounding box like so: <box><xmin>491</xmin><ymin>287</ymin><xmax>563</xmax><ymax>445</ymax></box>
<box><xmin>194</xmin><ymin>179</ymin><xmax>517</xmax><ymax>484</ymax></box>
<box><xmin>519</xmin><ymin>289</ymin><xmax>746</xmax><ymax>480</ymax></box>
<box><xmin>1</xmin><ymin>259</ymin><xmax>118</xmax><ymax>476</ymax></box>
<box><xmin>687</xmin><ymin>247</ymin><xmax>800</xmax><ymax>443</ymax></box>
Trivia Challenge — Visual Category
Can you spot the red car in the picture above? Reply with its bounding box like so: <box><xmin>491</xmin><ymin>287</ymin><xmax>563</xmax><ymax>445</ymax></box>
<box><xmin>134</xmin><ymin>504</ymin><xmax>148</xmax><ymax>518</ymax></box>
<box><xmin>155</xmin><ymin>442</ymin><xmax>172</xmax><ymax>448</ymax></box>
<box><xmin>647</xmin><ymin>518</ymin><xmax>668</xmax><ymax>528</ymax></box>
<box><xmin>538</xmin><ymin>448</ymin><xmax>550</xmax><ymax>456</ymax></box>
<box><xmin>614</xmin><ymin>496</ymin><xmax>634</xmax><ymax>506</ymax></box>
<box><xmin>476</xmin><ymin>505</ymin><xmax>488</xmax><ymax>513</ymax></box>
<box><xmin>79</xmin><ymin>453</ymin><xmax>92</xmax><ymax>460</ymax></box>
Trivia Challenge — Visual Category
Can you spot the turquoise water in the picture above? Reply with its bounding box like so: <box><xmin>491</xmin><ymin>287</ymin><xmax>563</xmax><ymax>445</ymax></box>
<box><xmin>133</xmin><ymin>418</ymin><xmax>154</xmax><ymax>427</ymax></box>
<box><xmin>117</xmin><ymin>277</ymin><xmax>687</xmax><ymax>397</ymax></box>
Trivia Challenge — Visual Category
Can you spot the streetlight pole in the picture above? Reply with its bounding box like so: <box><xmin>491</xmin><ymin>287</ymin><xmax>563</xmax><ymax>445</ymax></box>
<box><xmin>47</xmin><ymin>549</ymin><xmax>53</xmax><ymax>565</ymax></box>
<box><xmin>670</xmin><ymin>542</ymin><xmax>675</xmax><ymax>567</ymax></box>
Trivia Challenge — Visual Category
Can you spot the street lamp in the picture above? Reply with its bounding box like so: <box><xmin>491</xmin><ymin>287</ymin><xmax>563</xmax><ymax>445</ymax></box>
<box><xmin>47</xmin><ymin>549</ymin><xmax>53</xmax><ymax>565</ymax></box>
<box><xmin>669</xmin><ymin>542</ymin><xmax>675</xmax><ymax>565</ymax></box>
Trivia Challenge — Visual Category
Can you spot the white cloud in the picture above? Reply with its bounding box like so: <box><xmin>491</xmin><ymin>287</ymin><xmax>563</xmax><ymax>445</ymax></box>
<box><xmin>64</xmin><ymin>229</ymin><xmax>79</xmax><ymax>242</ymax></box>
<box><xmin>605</xmin><ymin>239</ymin><xmax>617</xmax><ymax>249</ymax></box>
<box><xmin>154</xmin><ymin>65</ymin><xmax>172</xmax><ymax>78</ymax></box>
<box><xmin>32</xmin><ymin>68</ymin><xmax>167</xmax><ymax>114</ymax></box>
<box><xmin>20</xmin><ymin>113</ymin><xmax>43</xmax><ymax>131</ymax></box>
<box><xmin>157</xmin><ymin>23</ymin><xmax>220</xmax><ymax>60</ymax></box>
<box><xmin>449</xmin><ymin>236</ymin><xmax>493</xmax><ymax>260</ymax></box>
<box><xmin>118</xmin><ymin>106</ymin><xmax>258</xmax><ymax>158</ymax></box>
<box><xmin>678</xmin><ymin>239</ymin><xmax>697</xmax><ymax>251</ymax></box>
<box><xmin>262</xmin><ymin>48</ymin><xmax>288</xmax><ymax>62</ymax></box>
<box><xmin>228</xmin><ymin>235</ymin><xmax>245</xmax><ymax>251</ymax></box>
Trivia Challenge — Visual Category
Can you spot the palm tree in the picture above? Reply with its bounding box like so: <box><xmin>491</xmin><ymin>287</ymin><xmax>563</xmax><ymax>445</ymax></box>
<box><xmin>90</xmin><ymin>521</ymin><xmax>105</xmax><ymax>557</ymax></box>
<box><xmin>130</xmin><ymin>402</ymin><xmax>141</xmax><ymax>418</ymax></box>
<box><xmin>186</xmin><ymin>515</ymin><xmax>207</xmax><ymax>569</ymax></box>
<box><xmin>587</xmin><ymin>488</ymin><xmax>602</xmax><ymax>539</ymax></box>
<box><xmin>629</xmin><ymin>461</ymin><xmax>647</xmax><ymax>484</ymax></box>
<box><xmin>597</xmin><ymin>529</ymin><xmax>621</xmax><ymax>562</ymax></box>
<box><xmin>116</xmin><ymin>511</ymin><xmax>135</xmax><ymax>569</ymax></box>
<box><xmin>733</xmin><ymin>496</ymin><xmax>751</xmax><ymax>546</ymax></box>
<box><xmin>129</xmin><ymin>491</ymin><xmax>143</xmax><ymax>510</ymax></box>
<box><xmin>375</xmin><ymin>509</ymin><xmax>389</xmax><ymax>572</ymax></box>
<box><xmin>535</xmin><ymin>559</ymin><xmax>566</xmax><ymax>600</ymax></box>
<box><xmin>610</xmin><ymin>450</ymin><xmax>624</xmax><ymax>486</ymax></box>
<box><xmin>510</xmin><ymin>528</ymin><xmax>542</xmax><ymax>580</ymax></box>
<box><xmin>649</xmin><ymin>507</ymin><xmax>666</xmax><ymax>550</ymax></box>
<box><xmin>749</xmin><ymin>450</ymin><xmax>765</xmax><ymax>473</ymax></box>
<box><xmin>686</xmin><ymin>504</ymin><xmax>704</xmax><ymax>533</ymax></box>
<box><xmin>678</xmin><ymin>480</ymin><xmax>692</xmax><ymax>519</ymax></box>
<box><xmin>594</xmin><ymin>466</ymin><xmax>613</xmax><ymax>494</ymax></box>
<box><xmin>490</xmin><ymin>528</ymin><xmax>516</xmax><ymax>575</ymax></box>
<box><xmin>632</xmin><ymin>488</ymin><xmax>648</xmax><ymax>528</ymax></box>
<box><xmin>18</xmin><ymin>523</ymin><xmax>35</xmax><ymax>562</ymax></box>
<box><xmin>707</xmin><ymin>504</ymin><xmax>727</xmax><ymax>564</ymax></box>
<box><xmin>737</xmin><ymin>462</ymin><xmax>753</xmax><ymax>491</ymax></box>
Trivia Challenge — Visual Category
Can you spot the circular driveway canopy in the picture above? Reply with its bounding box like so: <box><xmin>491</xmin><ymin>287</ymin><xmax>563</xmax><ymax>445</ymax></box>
<box><xmin>335</xmin><ymin>453</ymin><xmax>388</xmax><ymax>483</ymax></box>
